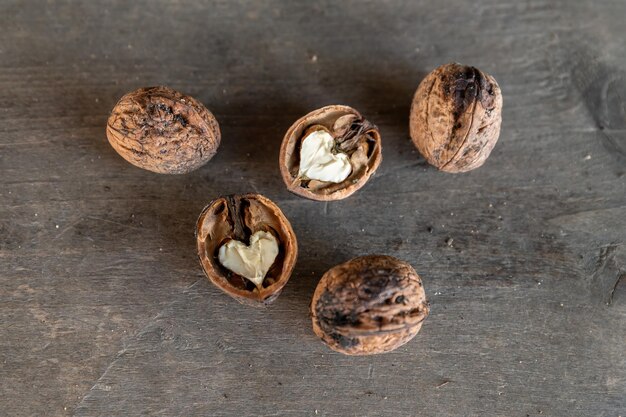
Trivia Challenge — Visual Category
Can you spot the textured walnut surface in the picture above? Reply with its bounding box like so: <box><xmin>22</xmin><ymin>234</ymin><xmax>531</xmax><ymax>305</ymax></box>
<box><xmin>311</xmin><ymin>255</ymin><xmax>429</xmax><ymax>355</ymax></box>
<box><xmin>410</xmin><ymin>63</ymin><xmax>502</xmax><ymax>173</ymax></box>
<box><xmin>196</xmin><ymin>194</ymin><xmax>297</xmax><ymax>306</ymax></box>
<box><xmin>107</xmin><ymin>86</ymin><xmax>220</xmax><ymax>174</ymax></box>
<box><xmin>279</xmin><ymin>105</ymin><xmax>382</xmax><ymax>201</ymax></box>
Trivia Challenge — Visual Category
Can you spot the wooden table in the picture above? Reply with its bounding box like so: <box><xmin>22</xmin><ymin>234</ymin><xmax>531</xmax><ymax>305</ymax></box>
<box><xmin>1</xmin><ymin>1</ymin><xmax>624</xmax><ymax>416</ymax></box>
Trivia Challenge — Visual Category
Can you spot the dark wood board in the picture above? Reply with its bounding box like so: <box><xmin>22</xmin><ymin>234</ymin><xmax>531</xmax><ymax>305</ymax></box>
<box><xmin>1</xmin><ymin>1</ymin><xmax>625</xmax><ymax>416</ymax></box>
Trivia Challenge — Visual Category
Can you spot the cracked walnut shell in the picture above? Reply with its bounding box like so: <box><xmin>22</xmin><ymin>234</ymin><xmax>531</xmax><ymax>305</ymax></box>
<box><xmin>196</xmin><ymin>194</ymin><xmax>297</xmax><ymax>306</ymax></box>
<box><xmin>311</xmin><ymin>255</ymin><xmax>429</xmax><ymax>355</ymax></box>
<box><xmin>106</xmin><ymin>86</ymin><xmax>220</xmax><ymax>174</ymax></box>
<box><xmin>410</xmin><ymin>63</ymin><xmax>502</xmax><ymax>173</ymax></box>
<box><xmin>279</xmin><ymin>105</ymin><xmax>382</xmax><ymax>201</ymax></box>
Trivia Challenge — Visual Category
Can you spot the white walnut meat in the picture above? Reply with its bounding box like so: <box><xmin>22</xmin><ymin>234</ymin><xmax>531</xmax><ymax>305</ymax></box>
<box><xmin>106</xmin><ymin>86</ymin><xmax>221</xmax><ymax>174</ymax></box>
<box><xmin>196</xmin><ymin>194</ymin><xmax>297</xmax><ymax>306</ymax></box>
<box><xmin>298</xmin><ymin>129</ymin><xmax>352</xmax><ymax>183</ymax></box>
<box><xmin>409</xmin><ymin>63</ymin><xmax>503</xmax><ymax>173</ymax></box>
<box><xmin>279</xmin><ymin>105</ymin><xmax>382</xmax><ymax>201</ymax></box>
<box><xmin>311</xmin><ymin>255</ymin><xmax>429</xmax><ymax>355</ymax></box>
<box><xmin>218</xmin><ymin>230</ymin><xmax>279</xmax><ymax>288</ymax></box>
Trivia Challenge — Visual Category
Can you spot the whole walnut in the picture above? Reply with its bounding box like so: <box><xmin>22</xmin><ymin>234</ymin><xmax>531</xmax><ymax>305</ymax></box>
<box><xmin>410</xmin><ymin>63</ymin><xmax>502</xmax><ymax>173</ymax></box>
<box><xmin>310</xmin><ymin>255</ymin><xmax>429</xmax><ymax>355</ymax></box>
<box><xmin>106</xmin><ymin>86</ymin><xmax>220</xmax><ymax>174</ymax></box>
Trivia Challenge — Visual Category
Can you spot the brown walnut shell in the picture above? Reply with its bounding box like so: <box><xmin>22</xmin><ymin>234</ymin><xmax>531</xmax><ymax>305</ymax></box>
<box><xmin>196</xmin><ymin>194</ymin><xmax>297</xmax><ymax>307</ymax></box>
<box><xmin>279</xmin><ymin>105</ymin><xmax>382</xmax><ymax>201</ymax></box>
<box><xmin>409</xmin><ymin>63</ymin><xmax>503</xmax><ymax>173</ymax></box>
<box><xmin>106</xmin><ymin>86</ymin><xmax>221</xmax><ymax>174</ymax></box>
<box><xmin>310</xmin><ymin>255</ymin><xmax>429</xmax><ymax>355</ymax></box>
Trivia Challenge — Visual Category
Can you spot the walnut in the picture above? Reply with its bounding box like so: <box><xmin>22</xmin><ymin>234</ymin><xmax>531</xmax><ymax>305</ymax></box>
<box><xmin>106</xmin><ymin>86</ymin><xmax>220</xmax><ymax>174</ymax></box>
<box><xmin>310</xmin><ymin>255</ymin><xmax>429</xmax><ymax>355</ymax></box>
<box><xmin>279</xmin><ymin>105</ymin><xmax>382</xmax><ymax>201</ymax></box>
<box><xmin>196</xmin><ymin>194</ymin><xmax>297</xmax><ymax>306</ymax></box>
<box><xmin>410</xmin><ymin>63</ymin><xmax>503</xmax><ymax>173</ymax></box>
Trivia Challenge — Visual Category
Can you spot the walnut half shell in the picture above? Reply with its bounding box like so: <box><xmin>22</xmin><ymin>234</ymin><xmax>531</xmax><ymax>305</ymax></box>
<box><xmin>107</xmin><ymin>86</ymin><xmax>221</xmax><ymax>174</ymax></box>
<box><xmin>410</xmin><ymin>63</ymin><xmax>503</xmax><ymax>173</ymax></box>
<box><xmin>196</xmin><ymin>194</ymin><xmax>297</xmax><ymax>306</ymax></box>
<box><xmin>279</xmin><ymin>105</ymin><xmax>382</xmax><ymax>201</ymax></box>
<box><xmin>311</xmin><ymin>255</ymin><xmax>429</xmax><ymax>355</ymax></box>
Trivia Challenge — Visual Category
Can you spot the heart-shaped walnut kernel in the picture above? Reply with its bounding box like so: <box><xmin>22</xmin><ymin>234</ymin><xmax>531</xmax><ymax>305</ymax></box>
<box><xmin>218</xmin><ymin>231</ymin><xmax>279</xmax><ymax>288</ymax></box>
<box><xmin>279</xmin><ymin>105</ymin><xmax>382</xmax><ymax>201</ymax></box>
<box><xmin>196</xmin><ymin>194</ymin><xmax>297</xmax><ymax>306</ymax></box>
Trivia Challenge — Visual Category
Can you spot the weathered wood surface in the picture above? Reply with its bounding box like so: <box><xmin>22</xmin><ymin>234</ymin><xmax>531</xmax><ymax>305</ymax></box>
<box><xmin>1</xmin><ymin>1</ymin><xmax>624</xmax><ymax>416</ymax></box>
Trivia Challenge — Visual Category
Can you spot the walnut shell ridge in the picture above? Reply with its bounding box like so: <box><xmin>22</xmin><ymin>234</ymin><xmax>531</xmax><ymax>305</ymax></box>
<box><xmin>410</xmin><ymin>63</ymin><xmax>502</xmax><ymax>173</ymax></box>
<box><xmin>279</xmin><ymin>105</ymin><xmax>382</xmax><ymax>201</ymax></box>
<box><xmin>311</xmin><ymin>255</ymin><xmax>429</xmax><ymax>355</ymax></box>
<box><xmin>106</xmin><ymin>86</ymin><xmax>221</xmax><ymax>174</ymax></box>
<box><xmin>196</xmin><ymin>194</ymin><xmax>298</xmax><ymax>307</ymax></box>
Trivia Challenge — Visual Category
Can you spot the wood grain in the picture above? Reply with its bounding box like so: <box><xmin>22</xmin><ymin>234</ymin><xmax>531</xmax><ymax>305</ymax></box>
<box><xmin>0</xmin><ymin>1</ymin><xmax>624</xmax><ymax>416</ymax></box>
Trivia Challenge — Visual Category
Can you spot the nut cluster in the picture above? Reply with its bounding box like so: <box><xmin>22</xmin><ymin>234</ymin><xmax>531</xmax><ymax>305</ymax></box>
<box><xmin>105</xmin><ymin>62</ymin><xmax>503</xmax><ymax>354</ymax></box>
